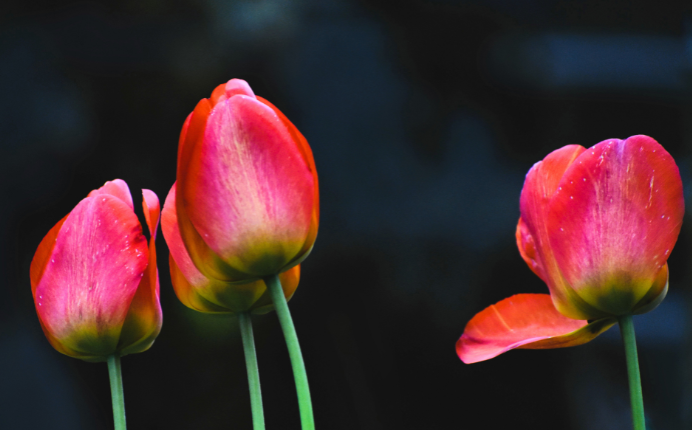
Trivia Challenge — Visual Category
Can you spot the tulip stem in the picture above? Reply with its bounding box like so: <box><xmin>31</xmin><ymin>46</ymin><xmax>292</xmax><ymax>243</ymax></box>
<box><xmin>239</xmin><ymin>312</ymin><xmax>266</xmax><ymax>430</ymax></box>
<box><xmin>265</xmin><ymin>274</ymin><xmax>315</xmax><ymax>430</ymax></box>
<box><xmin>618</xmin><ymin>315</ymin><xmax>646</xmax><ymax>430</ymax></box>
<box><xmin>107</xmin><ymin>354</ymin><xmax>126</xmax><ymax>430</ymax></box>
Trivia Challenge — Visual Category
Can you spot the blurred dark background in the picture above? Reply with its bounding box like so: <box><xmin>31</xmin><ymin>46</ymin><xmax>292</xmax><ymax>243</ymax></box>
<box><xmin>2</xmin><ymin>0</ymin><xmax>692</xmax><ymax>429</ymax></box>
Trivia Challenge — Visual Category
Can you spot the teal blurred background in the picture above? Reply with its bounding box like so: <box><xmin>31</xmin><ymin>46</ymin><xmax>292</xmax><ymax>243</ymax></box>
<box><xmin>1</xmin><ymin>0</ymin><xmax>691</xmax><ymax>428</ymax></box>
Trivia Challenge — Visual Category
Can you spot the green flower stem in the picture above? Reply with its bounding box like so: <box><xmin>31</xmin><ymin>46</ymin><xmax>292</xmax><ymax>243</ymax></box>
<box><xmin>618</xmin><ymin>315</ymin><xmax>646</xmax><ymax>430</ymax></box>
<box><xmin>107</xmin><ymin>354</ymin><xmax>126</xmax><ymax>430</ymax></box>
<box><xmin>238</xmin><ymin>311</ymin><xmax>266</xmax><ymax>430</ymax></box>
<box><xmin>265</xmin><ymin>274</ymin><xmax>315</xmax><ymax>430</ymax></box>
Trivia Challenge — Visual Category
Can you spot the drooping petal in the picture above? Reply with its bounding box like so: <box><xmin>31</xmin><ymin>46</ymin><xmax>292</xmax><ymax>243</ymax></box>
<box><xmin>456</xmin><ymin>294</ymin><xmax>616</xmax><ymax>364</ymax></box>
<box><xmin>118</xmin><ymin>190</ymin><xmax>163</xmax><ymax>355</ymax></box>
<box><xmin>87</xmin><ymin>179</ymin><xmax>134</xmax><ymax>210</ymax></box>
<box><xmin>34</xmin><ymin>195</ymin><xmax>149</xmax><ymax>357</ymax></box>
<box><xmin>181</xmin><ymin>94</ymin><xmax>315</xmax><ymax>277</ymax></box>
<box><xmin>547</xmin><ymin>136</ymin><xmax>684</xmax><ymax>316</ymax></box>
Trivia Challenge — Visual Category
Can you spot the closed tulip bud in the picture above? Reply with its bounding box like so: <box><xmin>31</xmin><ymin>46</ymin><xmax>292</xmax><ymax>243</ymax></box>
<box><xmin>171</xmin><ymin>79</ymin><xmax>318</xmax><ymax>284</ymax></box>
<box><xmin>31</xmin><ymin>180</ymin><xmax>162</xmax><ymax>362</ymax></box>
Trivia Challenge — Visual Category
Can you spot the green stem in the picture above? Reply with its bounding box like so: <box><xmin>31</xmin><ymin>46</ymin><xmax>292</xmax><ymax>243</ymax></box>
<box><xmin>265</xmin><ymin>274</ymin><xmax>315</xmax><ymax>430</ymax></box>
<box><xmin>618</xmin><ymin>315</ymin><xmax>646</xmax><ymax>430</ymax></box>
<box><xmin>239</xmin><ymin>312</ymin><xmax>266</xmax><ymax>430</ymax></box>
<box><xmin>107</xmin><ymin>354</ymin><xmax>126</xmax><ymax>430</ymax></box>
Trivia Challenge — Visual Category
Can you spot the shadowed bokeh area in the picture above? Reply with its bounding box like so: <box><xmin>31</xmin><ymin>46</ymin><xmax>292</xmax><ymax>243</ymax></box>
<box><xmin>2</xmin><ymin>0</ymin><xmax>692</xmax><ymax>429</ymax></box>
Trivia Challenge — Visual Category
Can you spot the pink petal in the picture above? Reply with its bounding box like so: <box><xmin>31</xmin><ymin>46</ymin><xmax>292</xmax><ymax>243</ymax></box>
<box><xmin>30</xmin><ymin>214</ymin><xmax>68</xmax><ymax>296</ymax></box>
<box><xmin>456</xmin><ymin>294</ymin><xmax>616</xmax><ymax>364</ymax></box>
<box><xmin>519</xmin><ymin>145</ymin><xmax>585</xmax><ymax>286</ymax></box>
<box><xmin>142</xmin><ymin>189</ymin><xmax>160</xmax><ymax>241</ymax></box>
<box><xmin>118</xmin><ymin>190</ymin><xmax>163</xmax><ymax>355</ymax></box>
<box><xmin>225</xmin><ymin>79</ymin><xmax>256</xmax><ymax>99</ymax></box>
<box><xmin>87</xmin><ymin>179</ymin><xmax>134</xmax><ymax>210</ymax></box>
<box><xmin>547</xmin><ymin>136</ymin><xmax>684</xmax><ymax>315</ymax></box>
<box><xmin>181</xmin><ymin>95</ymin><xmax>315</xmax><ymax>276</ymax></box>
<box><xmin>34</xmin><ymin>194</ymin><xmax>149</xmax><ymax>356</ymax></box>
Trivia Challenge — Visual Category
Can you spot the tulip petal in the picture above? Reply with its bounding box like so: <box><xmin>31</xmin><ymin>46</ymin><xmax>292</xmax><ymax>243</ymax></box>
<box><xmin>547</xmin><ymin>136</ymin><xmax>684</xmax><ymax>315</ymax></box>
<box><xmin>633</xmin><ymin>263</ymin><xmax>668</xmax><ymax>315</ymax></box>
<box><xmin>142</xmin><ymin>189</ymin><xmax>160</xmax><ymax>241</ymax></box>
<box><xmin>225</xmin><ymin>79</ymin><xmax>256</xmax><ymax>99</ymax></box>
<box><xmin>34</xmin><ymin>195</ymin><xmax>149</xmax><ymax>356</ymax></box>
<box><xmin>87</xmin><ymin>179</ymin><xmax>134</xmax><ymax>210</ymax></box>
<box><xmin>30</xmin><ymin>214</ymin><xmax>68</xmax><ymax>295</ymax></box>
<box><xmin>209</xmin><ymin>83</ymin><xmax>228</xmax><ymax>106</ymax></box>
<box><xmin>169</xmin><ymin>255</ymin><xmax>231</xmax><ymax>313</ymax></box>
<box><xmin>176</xmin><ymin>100</ymin><xmax>247</xmax><ymax>282</ymax></box>
<box><xmin>118</xmin><ymin>190</ymin><xmax>163</xmax><ymax>355</ymax></box>
<box><xmin>257</xmin><ymin>96</ymin><xmax>320</xmax><ymax>265</ymax></box>
<box><xmin>162</xmin><ymin>183</ymin><xmax>266</xmax><ymax>312</ymax></box>
<box><xmin>519</xmin><ymin>144</ymin><xmax>607</xmax><ymax>319</ymax></box>
<box><xmin>182</xmin><ymin>95</ymin><xmax>315</xmax><ymax>276</ymax></box>
<box><xmin>456</xmin><ymin>294</ymin><xmax>616</xmax><ymax>364</ymax></box>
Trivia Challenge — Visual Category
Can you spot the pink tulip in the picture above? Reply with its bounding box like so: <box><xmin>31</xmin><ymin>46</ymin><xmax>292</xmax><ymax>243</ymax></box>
<box><xmin>170</xmin><ymin>79</ymin><xmax>318</xmax><ymax>284</ymax></box>
<box><xmin>457</xmin><ymin>135</ymin><xmax>684</xmax><ymax>363</ymax></box>
<box><xmin>31</xmin><ymin>180</ymin><xmax>162</xmax><ymax>362</ymax></box>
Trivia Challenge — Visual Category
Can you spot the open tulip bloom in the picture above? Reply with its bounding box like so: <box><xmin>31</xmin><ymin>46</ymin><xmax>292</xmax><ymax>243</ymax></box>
<box><xmin>31</xmin><ymin>179</ymin><xmax>161</xmax><ymax>430</ymax></box>
<box><xmin>456</xmin><ymin>135</ymin><xmax>684</xmax><ymax>429</ymax></box>
<box><xmin>163</xmin><ymin>79</ymin><xmax>319</xmax><ymax>430</ymax></box>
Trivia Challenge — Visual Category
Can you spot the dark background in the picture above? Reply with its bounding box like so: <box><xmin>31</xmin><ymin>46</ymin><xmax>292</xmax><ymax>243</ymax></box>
<box><xmin>2</xmin><ymin>0</ymin><xmax>692</xmax><ymax>429</ymax></box>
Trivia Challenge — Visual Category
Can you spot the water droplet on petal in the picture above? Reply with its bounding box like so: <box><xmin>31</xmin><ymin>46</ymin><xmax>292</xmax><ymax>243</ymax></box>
<box><xmin>570</xmin><ymin>196</ymin><xmax>573</xmax><ymax>200</ymax></box>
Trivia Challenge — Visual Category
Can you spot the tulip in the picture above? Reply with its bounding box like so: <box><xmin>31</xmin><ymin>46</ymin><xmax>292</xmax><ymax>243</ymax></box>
<box><xmin>30</xmin><ymin>179</ymin><xmax>162</xmax><ymax>362</ymax></box>
<box><xmin>457</xmin><ymin>135</ymin><xmax>683</xmax><ymax>364</ymax></box>
<box><xmin>170</xmin><ymin>78</ymin><xmax>319</xmax><ymax>286</ymax></box>
<box><xmin>165</xmin><ymin>79</ymin><xmax>319</xmax><ymax>430</ymax></box>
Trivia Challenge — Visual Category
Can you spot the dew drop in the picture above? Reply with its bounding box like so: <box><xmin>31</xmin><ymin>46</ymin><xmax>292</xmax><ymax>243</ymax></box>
<box><xmin>38</xmin><ymin>303</ymin><xmax>42</xmax><ymax>306</ymax></box>
<box><xmin>558</xmin><ymin>187</ymin><xmax>562</xmax><ymax>191</ymax></box>
<box><xmin>102</xmin><ymin>198</ymin><xmax>106</xmax><ymax>202</ymax></box>
<box><xmin>661</xmin><ymin>215</ymin><xmax>665</xmax><ymax>219</ymax></box>
<box><xmin>39</xmin><ymin>295</ymin><xmax>42</xmax><ymax>299</ymax></box>
<box><xmin>570</xmin><ymin>196</ymin><xmax>574</xmax><ymax>200</ymax></box>
<box><xmin>665</xmin><ymin>249</ymin><xmax>670</xmax><ymax>255</ymax></box>
<box><xmin>560</xmin><ymin>228</ymin><xmax>564</xmax><ymax>231</ymax></box>
<box><xmin>653</xmin><ymin>149</ymin><xmax>656</xmax><ymax>152</ymax></box>
<box><xmin>51</xmin><ymin>259</ymin><xmax>55</xmax><ymax>263</ymax></box>
<box><xmin>582</xmin><ymin>178</ymin><xmax>586</xmax><ymax>182</ymax></box>
<box><xmin>570</xmin><ymin>181</ymin><xmax>573</xmax><ymax>184</ymax></box>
